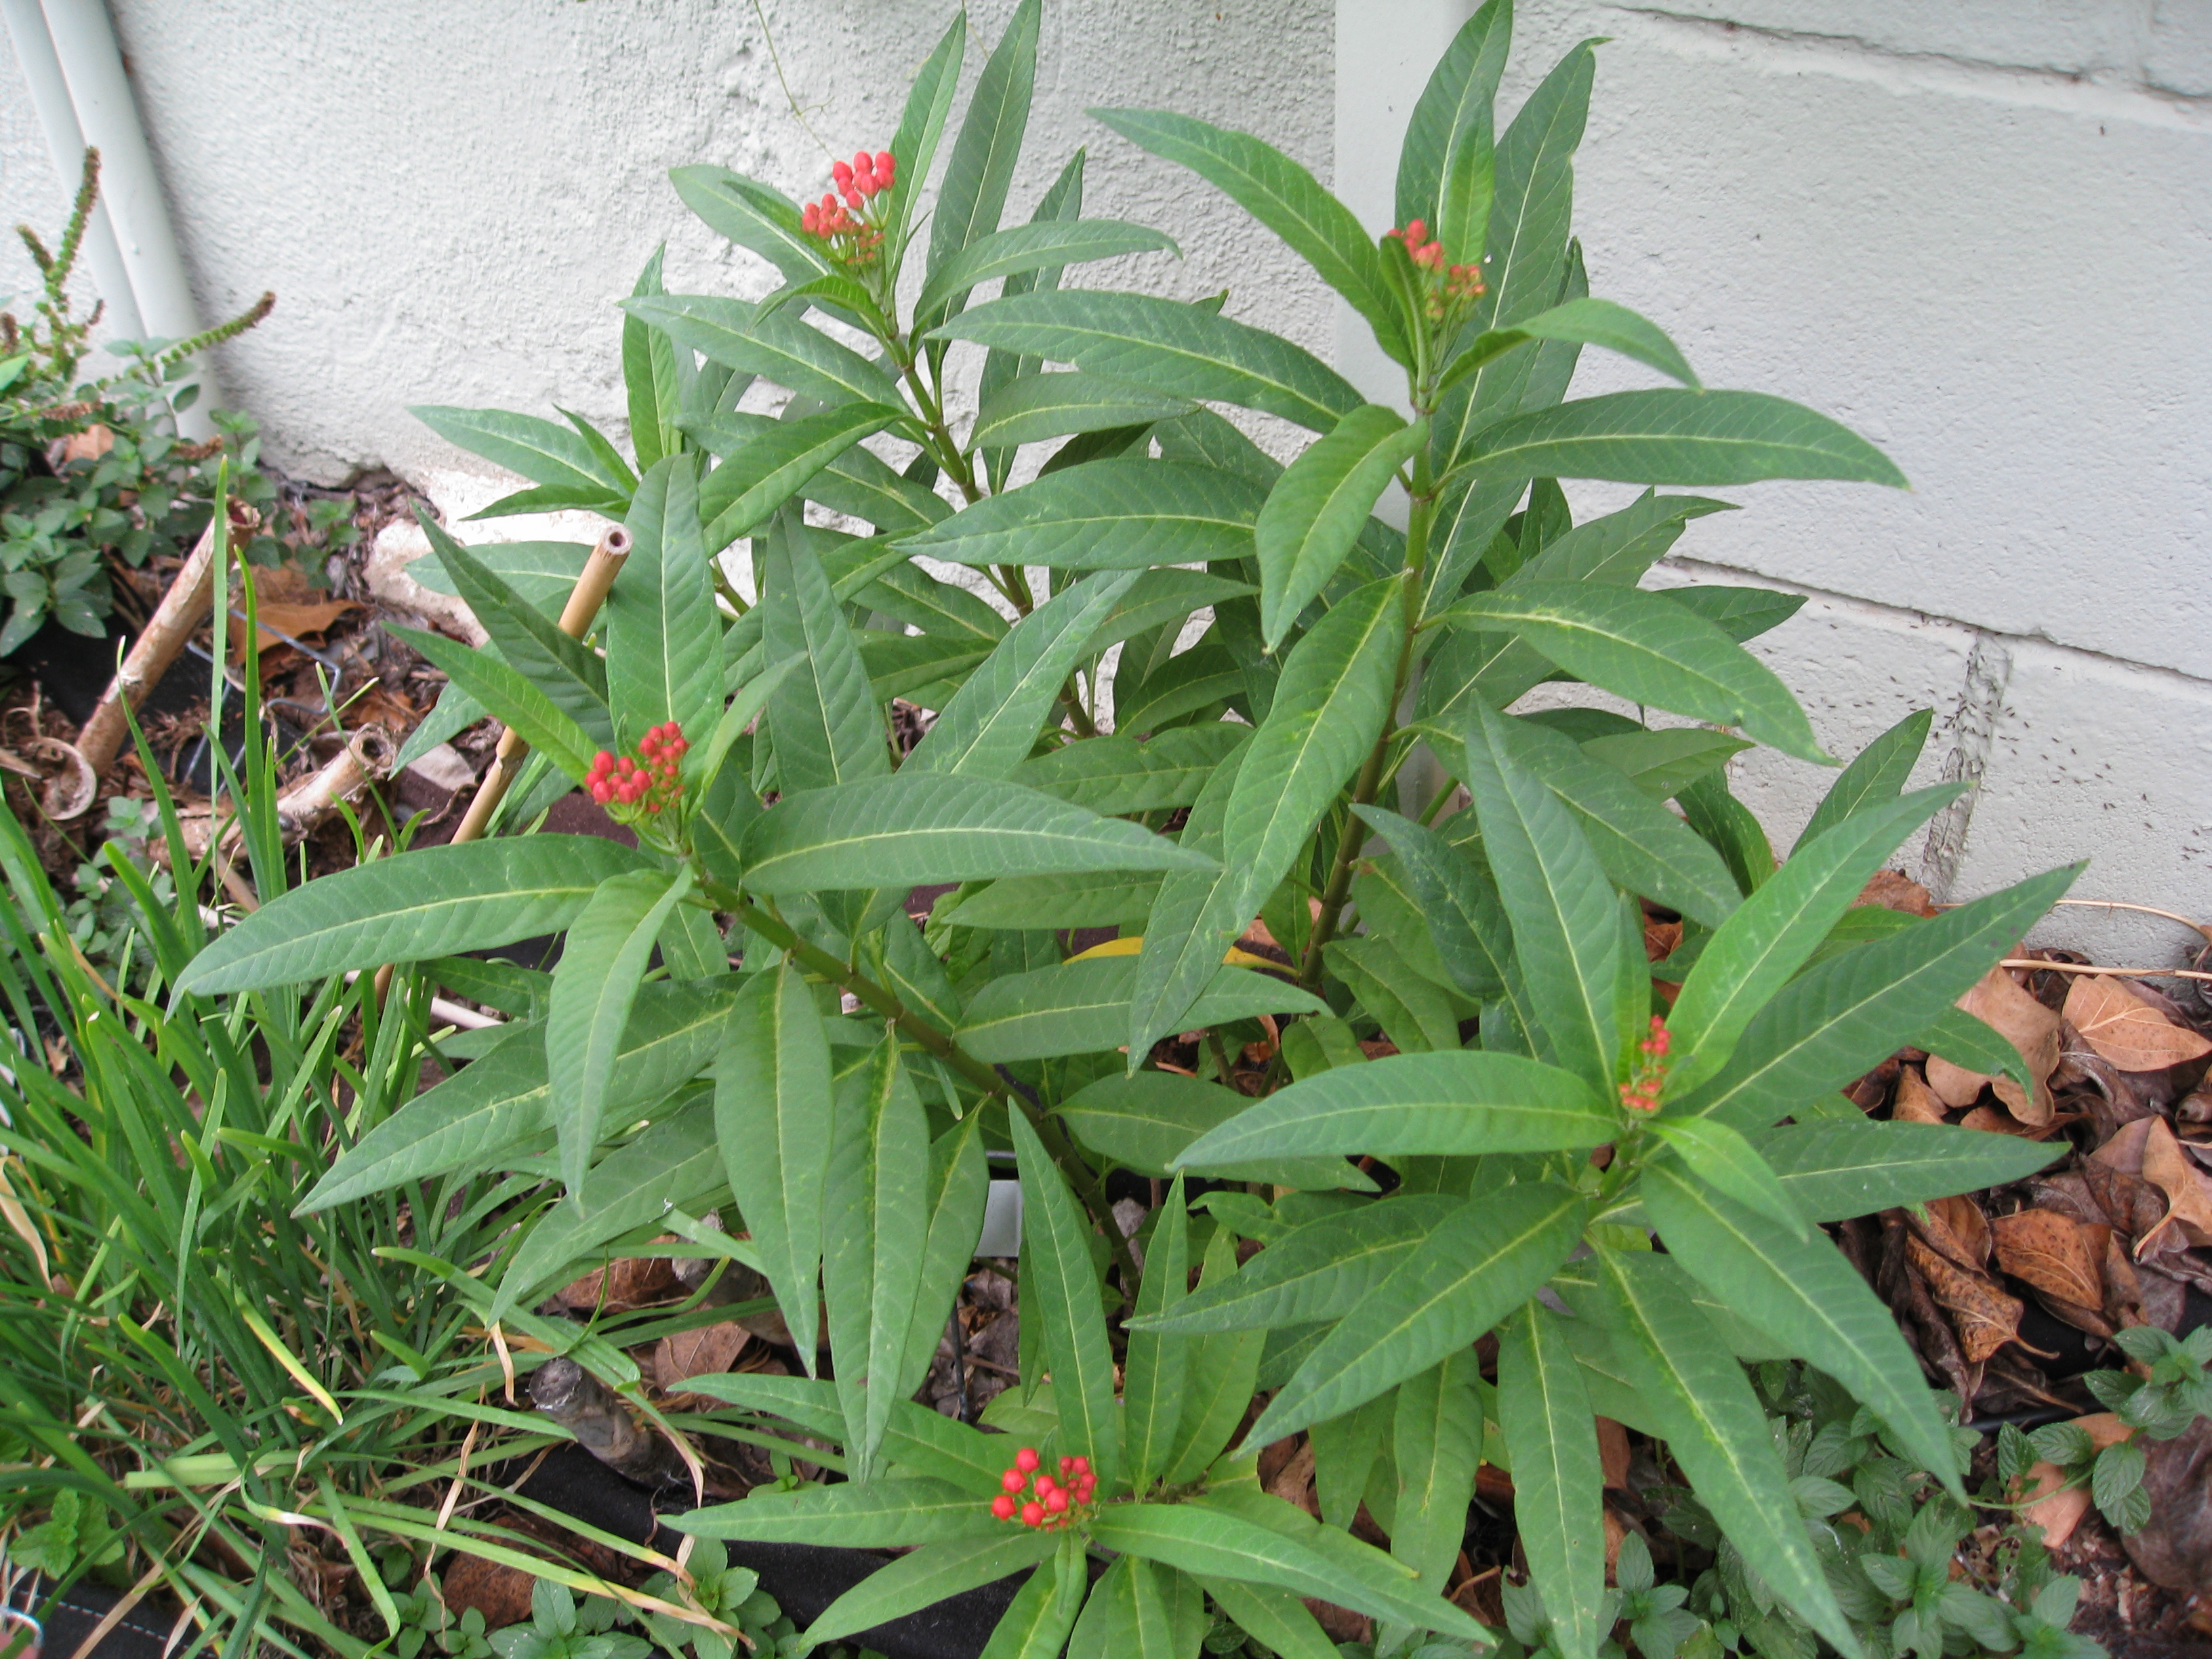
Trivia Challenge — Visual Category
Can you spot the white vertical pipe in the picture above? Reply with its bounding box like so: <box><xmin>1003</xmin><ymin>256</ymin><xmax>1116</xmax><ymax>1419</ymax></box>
<box><xmin>0</xmin><ymin>0</ymin><xmax>144</xmax><ymax>340</ymax></box>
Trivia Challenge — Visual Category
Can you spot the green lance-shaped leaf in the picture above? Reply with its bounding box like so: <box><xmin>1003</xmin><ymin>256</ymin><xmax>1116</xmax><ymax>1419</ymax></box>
<box><xmin>1457</xmin><ymin>387</ymin><xmax>1908</xmax><ymax>489</ymax></box>
<box><xmin>1390</xmin><ymin>1351</ymin><xmax>1485</xmax><ymax>1596</ymax></box>
<box><xmin>1067</xmin><ymin>1556</ymin><xmax>1165</xmax><ymax>1659</ymax></box>
<box><xmin>884</xmin><ymin>9</ymin><xmax>964</xmax><ymax>258</ymax></box>
<box><xmin>1326</xmin><ymin>934</ymin><xmax>1463</xmax><ymax>1053</ymax></box>
<box><xmin>1580</xmin><ymin>727</ymin><xmax>1748</xmax><ymax>800</ymax></box>
<box><xmin>1311</xmin><ymin>1392</ymin><xmax>1395</xmax><ymax>1529</ymax></box>
<box><xmin>1794</xmin><ymin>707</ymin><xmax>1935</xmax><ymax>855</ymax></box>
<box><xmin>761</xmin><ymin>512</ymin><xmax>889</xmax><ymax>794</ymax></box>
<box><xmin>607</xmin><ymin>457</ymin><xmax>722</xmax><ymax>743</ymax></box>
<box><xmin>1094</xmin><ymin>107</ymin><xmax>1410</xmax><ymax>367</ymax></box>
<box><xmin>1176</xmin><ymin>1049</ymin><xmax>1613</xmax><ymax>1166</ymax></box>
<box><xmin>823</xmin><ymin>1037</ymin><xmax>931</xmax><ymax>1481</ymax></box>
<box><xmin>1397</xmin><ymin>0</ymin><xmax>1511</xmax><ymax>238</ymax></box>
<box><xmin>1642</xmin><ymin>1159</ymin><xmax>1963</xmax><ymax>1496</ymax></box>
<box><xmin>980</xmin><ymin>1534</ymin><xmax>1090</xmax><ymax>1659</ymax></box>
<box><xmin>930</xmin><ymin>289</ymin><xmax>1363</xmax><ymax>432</ymax></box>
<box><xmin>388</xmin><ymin>624</ymin><xmax>597</xmax><ymax>783</ymax></box>
<box><xmin>741</xmin><ymin>773</ymin><xmax>1212</xmax><ymax>894</ymax></box>
<box><xmin>1250</xmin><ymin>1181</ymin><xmax>1586</xmax><ymax>1441</ymax></box>
<box><xmin>1445</xmin><ymin>583</ymin><xmax>1829</xmax><ymax>764</ymax></box>
<box><xmin>548</xmin><ymin>868</ymin><xmax>693</xmax><ymax>1196</ymax></box>
<box><xmin>713</xmin><ymin>964</ymin><xmax>833</xmax><ymax>1379</ymax></box>
<box><xmin>1094</xmin><ymin>1498</ymin><xmax>1490</xmax><ymax>1641</ymax></box>
<box><xmin>682</xmin><ymin>1373</ymin><xmax>1006</xmax><ymax>1493</ymax></box>
<box><xmin>858</xmin><ymin>557</ymin><xmax>1010</xmax><ymax>642</ymax></box>
<box><xmin>1666</xmin><ymin>786</ymin><xmax>1957</xmax><ymax>1094</ymax></box>
<box><xmin>410</xmin><ymin>404</ymin><xmax>633</xmax><ymax>499</ymax></box>
<box><xmin>671</xmin><ymin>165</ymin><xmax>836</xmax><ymax>287</ymax></box>
<box><xmin>918</xmin><ymin>220</ymin><xmax>1181</xmax><ymax>329</ymax></box>
<box><xmin>897</xmin><ymin>1113</ymin><xmax>989</xmax><ymax>1398</ymax></box>
<box><xmin>947</xmin><ymin>872</ymin><xmax>1160</xmax><ymax>931</ymax></box>
<box><xmin>1057</xmin><ymin>1070</ymin><xmax>1368</xmax><ymax>1191</ymax></box>
<box><xmin>1010</xmin><ymin>723</ymin><xmax>1248</xmax><ymax>817</ymax></box>
<box><xmin>624</xmin><ymin>293</ymin><xmax>907</xmax><ymax>411</ymax></box>
<box><xmin>674</xmin><ymin>1478</ymin><xmax>1001</xmax><ymax>1548</ymax></box>
<box><xmin>1132</xmin><ymin>1195</ymin><xmax>1460</xmax><ymax>1336</ymax></box>
<box><xmin>1254</xmin><ymin>405</ymin><xmax>1424</xmax><ymax>649</ymax></box>
<box><xmin>1578</xmin><ymin>1247</ymin><xmax>1863</xmax><ymax>1657</ymax></box>
<box><xmin>1161</xmin><ymin>1229</ymin><xmax>1267</xmax><ymax>1483</ymax></box>
<box><xmin>693</xmin><ymin>402</ymin><xmax>903</xmax><ymax>550</ymax></box>
<box><xmin>900</xmin><ymin>457</ymin><xmax>1265</xmax><ymax>570</ymax></box>
<box><xmin>176</xmin><ymin>837</ymin><xmax>649</xmax><ymax>994</ymax></box>
<box><xmin>907</xmin><ymin>570</ymin><xmax>1144</xmax><ymax>780</ymax></box>
<box><xmin>687</xmin><ymin>410</ymin><xmax>947</xmax><ymax>537</ymax></box>
<box><xmin>801</xmin><ymin>1532</ymin><xmax>1060</xmax><ymax>1654</ymax></box>
<box><xmin>1646</xmin><ymin>1118</ymin><xmax>1807</xmax><ymax>1239</ymax></box>
<box><xmin>1917</xmin><ymin>1004</ymin><xmax>2036</xmax><ymax>1102</ymax></box>
<box><xmin>922</xmin><ymin>0</ymin><xmax>1040</xmax><ymax>327</ymax></box>
<box><xmin>1128</xmin><ymin>575</ymin><xmax>1400</xmax><ymax>1061</ymax></box>
<box><xmin>975</xmin><ymin>150</ymin><xmax>1088</xmax><ymax>491</ymax></box>
<box><xmin>970</xmin><ymin>369</ymin><xmax>1195</xmax><ymax>450</ymax></box>
<box><xmin>1498</xmin><ymin>1303</ymin><xmax>1607</xmax><ymax>1659</ymax></box>
<box><xmin>415</xmin><ymin>516</ymin><xmax>611</xmax><ymax>745</ymax></box>
<box><xmin>1662</xmin><ymin>582</ymin><xmax>1806</xmax><ymax>643</ymax></box>
<box><xmin>1008</xmin><ymin>1107</ymin><xmax>1121</xmax><ymax>1489</ymax></box>
<box><xmin>622</xmin><ymin>245</ymin><xmax>684</xmax><ymax>471</ymax></box>
<box><xmin>1749</xmin><ymin>1119</ymin><xmax>2062</xmax><ymax>1223</ymax></box>
<box><xmin>1124</xmin><ymin>1174</ymin><xmax>1191</xmax><ymax>1492</ymax></box>
<box><xmin>1352</xmin><ymin>806</ymin><xmax>1517</xmax><ymax>1004</ymax></box>
<box><xmin>1195</xmin><ymin>1578</ymin><xmax>1340</xmax><ymax>1659</ymax></box>
<box><xmin>955</xmin><ymin>956</ymin><xmax>1324</xmax><ymax>1064</ymax></box>
<box><xmin>1463</xmin><ymin>701</ymin><xmax>1636</xmax><ymax>1092</ymax></box>
<box><xmin>407</xmin><ymin>535</ymin><xmax>588</xmax><ymax>609</ymax></box>
<box><xmin>1671</xmin><ymin>863</ymin><xmax>2081</xmax><ymax>1131</ymax></box>
<box><xmin>1439</xmin><ymin>296</ymin><xmax>1699</xmax><ymax>395</ymax></box>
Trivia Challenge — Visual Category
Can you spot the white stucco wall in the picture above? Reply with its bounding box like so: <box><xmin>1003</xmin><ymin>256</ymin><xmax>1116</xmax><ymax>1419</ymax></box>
<box><xmin>3</xmin><ymin>0</ymin><xmax>2208</xmax><ymax>964</ymax></box>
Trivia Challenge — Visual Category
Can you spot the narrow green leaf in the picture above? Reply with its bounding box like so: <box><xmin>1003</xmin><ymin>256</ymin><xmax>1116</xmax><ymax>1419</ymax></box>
<box><xmin>884</xmin><ymin>12</ymin><xmax>965</xmax><ymax>260</ymax></box>
<box><xmin>1124</xmin><ymin>1175</ymin><xmax>1191</xmax><ymax>1493</ymax></box>
<box><xmin>742</xmin><ymin>773</ymin><xmax>1210</xmax><ymax>894</ymax></box>
<box><xmin>1326</xmin><ymin>934</ymin><xmax>1465</xmax><ymax>1053</ymax></box>
<box><xmin>1441</xmin><ymin>296</ymin><xmax>1698</xmax><ymax>394</ymax></box>
<box><xmin>1446</xmin><ymin>583</ymin><xmax>1829</xmax><ymax>763</ymax></box>
<box><xmin>1059</xmin><ymin>1071</ymin><xmax>1368</xmax><ymax>1191</ymax></box>
<box><xmin>1397</xmin><ymin>0</ymin><xmax>1511</xmax><ymax>237</ymax></box>
<box><xmin>761</xmin><ymin>513</ymin><xmax>889</xmax><ymax>793</ymax></box>
<box><xmin>930</xmin><ymin>289</ymin><xmax>1363</xmax><ymax>432</ymax></box>
<box><xmin>1459</xmin><ymin>388</ymin><xmax>1908</xmax><ymax>489</ymax></box>
<box><xmin>411</xmin><ymin>404</ymin><xmax>628</xmax><ymax>494</ymax></box>
<box><xmin>609</xmin><ymin>457</ymin><xmax>723</xmax><ymax>743</ymax></box>
<box><xmin>674</xmin><ymin>1478</ymin><xmax>1000</xmax><ymax>1547</ymax></box>
<box><xmin>919</xmin><ymin>220</ymin><xmax>1179</xmax><ymax>328</ymax></box>
<box><xmin>1579</xmin><ymin>728</ymin><xmax>1748</xmax><ymax>800</ymax></box>
<box><xmin>1917</xmin><ymin>1004</ymin><xmax>2036</xmax><ymax>1102</ymax></box>
<box><xmin>1252</xmin><ymin>1181</ymin><xmax>1586</xmax><ymax>1441</ymax></box>
<box><xmin>924</xmin><ymin>0</ymin><xmax>1040</xmax><ymax>325</ymax></box>
<box><xmin>1673</xmin><ymin>864</ymin><xmax>2081</xmax><ymax>1130</ymax></box>
<box><xmin>1795</xmin><ymin>708</ymin><xmax>1934</xmax><ymax>855</ymax></box>
<box><xmin>1498</xmin><ymin>1303</ymin><xmax>1605</xmax><ymax>1659</ymax></box>
<box><xmin>692</xmin><ymin>403</ymin><xmax>903</xmax><ymax>550</ymax></box>
<box><xmin>1351</xmin><ymin>806</ymin><xmax>1517</xmax><ymax>1004</ymax></box>
<box><xmin>1008</xmin><ymin>1107</ymin><xmax>1121</xmax><ymax>1488</ymax></box>
<box><xmin>981</xmin><ymin>1536</ymin><xmax>1089</xmax><ymax>1659</ymax></box>
<box><xmin>415</xmin><ymin>516</ymin><xmax>611</xmax><ymax>744</ymax></box>
<box><xmin>1010</xmin><ymin>725</ymin><xmax>1249</xmax><ymax>817</ymax></box>
<box><xmin>670</xmin><ymin>165</ymin><xmax>835</xmax><ymax>287</ymax></box>
<box><xmin>1749</xmin><ymin>1120</ymin><xmax>2062</xmax><ymax>1223</ymax></box>
<box><xmin>386</xmin><ymin>624</ymin><xmax>596</xmax><ymax>783</ymax></box>
<box><xmin>176</xmin><ymin>838</ymin><xmax>648</xmax><ymax>993</ymax></box>
<box><xmin>907</xmin><ymin>571</ymin><xmax>1143</xmax><ymax>779</ymax></box>
<box><xmin>1255</xmin><ymin>405</ymin><xmax>1422</xmax><ymax>649</ymax></box>
<box><xmin>624</xmin><ymin>293</ymin><xmax>906</xmax><ymax>411</ymax></box>
<box><xmin>1647</xmin><ymin>1118</ymin><xmax>1807</xmax><ymax>1238</ymax></box>
<box><xmin>1195</xmin><ymin>1578</ymin><xmax>1340</xmax><ymax>1659</ymax></box>
<box><xmin>958</xmin><ymin>956</ymin><xmax>1322</xmax><ymax>1065</ymax></box>
<box><xmin>1579</xmin><ymin>1248</ymin><xmax>1862</xmax><ymax>1656</ymax></box>
<box><xmin>1130</xmin><ymin>576</ymin><xmax>1401</xmax><ymax>1060</ymax></box>
<box><xmin>1093</xmin><ymin>107</ymin><xmax>1409</xmax><ymax>366</ymax></box>
<box><xmin>900</xmin><ymin>457</ymin><xmax>1265</xmax><ymax>570</ymax></box>
<box><xmin>714</xmin><ymin>964</ymin><xmax>833</xmax><ymax>1379</ymax></box>
<box><xmin>1660</xmin><ymin>581</ymin><xmax>1807</xmax><ymax>643</ymax></box>
<box><xmin>548</xmin><ymin>869</ymin><xmax>692</xmax><ymax>1195</ymax></box>
<box><xmin>1667</xmin><ymin>787</ymin><xmax>1955</xmax><ymax>1093</ymax></box>
<box><xmin>970</xmin><ymin>369</ymin><xmax>1193</xmax><ymax>449</ymax></box>
<box><xmin>899</xmin><ymin>1114</ymin><xmax>989</xmax><ymax>1397</ymax></box>
<box><xmin>622</xmin><ymin>246</ymin><xmax>682</xmax><ymax>470</ymax></box>
<box><xmin>1310</xmin><ymin>1392</ymin><xmax>1395</xmax><ymax>1531</ymax></box>
<box><xmin>1391</xmin><ymin>1351</ymin><xmax>1485</xmax><ymax>1594</ymax></box>
<box><xmin>802</xmin><ymin>1533</ymin><xmax>1059</xmax><ymax>1653</ymax></box>
<box><xmin>823</xmin><ymin>1038</ymin><xmax>931</xmax><ymax>1480</ymax></box>
<box><xmin>1463</xmin><ymin>701</ymin><xmax>1631</xmax><ymax>1090</ymax></box>
<box><xmin>1162</xmin><ymin>1228</ymin><xmax>1267</xmax><ymax>1482</ymax></box>
<box><xmin>1643</xmin><ymin>1160</ymin><xmax>1962</xmax><ymax>1496</ymax></box>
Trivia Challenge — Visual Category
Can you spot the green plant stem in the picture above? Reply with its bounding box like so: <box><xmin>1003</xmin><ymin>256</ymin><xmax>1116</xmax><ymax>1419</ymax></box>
<box><xmin>710</xmin><ymin>884</ymin><xmax>1141</xmax><ymax>1293</ymax></box>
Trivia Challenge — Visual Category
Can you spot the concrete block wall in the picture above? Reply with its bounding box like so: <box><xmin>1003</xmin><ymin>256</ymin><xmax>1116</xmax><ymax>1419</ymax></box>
<box><xmin>3</xmin><ymin>1</ymin><xmax>2207</xmax><ymax>964</ymax></box>
<box><xmin>1342</xmin><ymin>0</ymin><xmax>2212</xmax><ymax>966</ymax></box>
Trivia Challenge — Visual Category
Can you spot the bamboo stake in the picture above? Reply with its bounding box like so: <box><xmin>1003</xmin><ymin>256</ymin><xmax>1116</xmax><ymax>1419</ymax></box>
<box><xmin>373</xmin><ymin>525</ymin><xmax>630</xmax><ymax>1005</ymax></box>
<box><xmin>52</xmin><ymin>499</ymin><xmax>259</xmax><ymax>818</ymax></box>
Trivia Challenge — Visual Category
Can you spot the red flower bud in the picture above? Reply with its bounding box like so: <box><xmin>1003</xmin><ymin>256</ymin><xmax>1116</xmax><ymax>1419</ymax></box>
<box><xmin>875</xmin><ymin>150</ymin><xmax>895</xmax><ymax>180</ymax></box>
<box><xmin>1405</xmin><ymin>218</ymin><xmax>1426</xmax><ymax>244</ymax></box>
<box><xmin>1015</xmin><ymin>1448</ymin><xmax>1040</xmax><ymax>1473</ymax></box>
<box><xmin>991</xmin><ymin>1494</ymin><xmax>1017</xmax><ymax>1520</ymax></box>
<box><xmin>1001</xmin><ymin>1467</ymin><xmax>1025</xmax><ymax>1493</ymax></box>
<box><xmin>1044</xmin><ymin>1488</ymin><xmax>1068</xmax><ymax>1513</ymax></box>
<box><xmin>833</xmin><ymin>160</ymin><xmax>854</xmax><ymax>189</ymax></box>
<box><xmin>1021</xmin><ymin>1500</ymin><xmax>1044</xmax><ymax>1527</ymax></box>
<box><xmin>1070</xmin><ymin>1456</ymin><xmax>1089</xmax><ymax>1475</ymax></box>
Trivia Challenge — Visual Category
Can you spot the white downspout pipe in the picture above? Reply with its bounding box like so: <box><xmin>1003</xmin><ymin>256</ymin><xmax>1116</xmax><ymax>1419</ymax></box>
<box><xmin>4</xmin><ymin>0</ymin><xmax>214</xmax><ymax>434</ymax></box>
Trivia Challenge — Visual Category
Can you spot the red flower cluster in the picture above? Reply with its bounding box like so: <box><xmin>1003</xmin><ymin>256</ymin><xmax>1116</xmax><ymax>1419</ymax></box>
<box><xmin>586</xmin><ymin>721</ymin><xmax>688</xmax><ymax>815</ymax></box>
<box><xmin>802</xmin><ymin>149</ymin><xmax>896</xmax><ymax>262</ymax></box>
<box><xmin>1384</xmin><ymin>218</ymin><xmax>1486</xmax><ymax>319</ymax></box>
<box><xmin>1620</xmin><ymin>1015</ymin><xmax>1672</xmax><ymax>1114</ymax></box>
<box><xmin>989</xmin><ymin>1447</ymin><xmax>1096</xmax><ymax>1530</ymax></box>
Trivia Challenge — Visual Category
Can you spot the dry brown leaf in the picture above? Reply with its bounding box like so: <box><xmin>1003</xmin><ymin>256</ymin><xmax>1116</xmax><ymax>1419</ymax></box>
<box><xmin>1893</xmin><ymin>1065</ymin><xmax>1948</xmax><ymax>1124</ymax></box>
<box><xmin>1597</xmin><ymin>1416</ymin><xmax>1632</xmax><ymax>1488</ymax></box>
<box><xmin>558</xmin><ymin>1255</ymin><xmax>676</xmax><ymax>1313</ymax></box>
<box><xmin>1917</xmin><ymin>1193</ymin><xmax>1993</xmax><ymax>1270</ymax></box>
<box><xmin>1857</xmin><ymin>869</ymin><xmax>1936</xmax><ymax>916</ymax></box>
<box><xmin>2018</xmin><ymin>1415</ymin><xmax>2135</xmax><ymax>1550</ymax></box>
<box><xmin>655</xmin><ymin>1321</ymin><xmax>748</xmax><ymax>1406</ymax></box>
<box><xmin>2136</xmin><ymin>1115</ymin><xmax>2212</xmax><ymax>1254</ymax></box>
<box><xmin>2100</xmin><ymin>1227</ymin><xmax>2145</xmax><ymax>1328</ymax></box>
<box><xmin>2064</xmin><ymin>975</ymin><xmax>2212</xmax><ymax>1073</ymax></box>
<box><xmin>1925</xmin><ymin>1056</ymin><xmax>1987</xmax><ymax>1111</ymax></box>
<box><xmin>233</xmin><ymin>598</ymin><xmax>358</xmax><ymax>659</ymax></box>
<box><xmin>1930</xmin><ymin>968</ymin><xmax>2062</xmax><ymax>1124</ymax></box>
<box><xmin>1991</xmin><ymin>1210</ymin><xmax>2106</xmax><ymax>1311</ymax></box>
<box><xmin>1903</xmin><ymin>1233</ymin><xmax>2021</xmax><ymax>1364</ymax></box>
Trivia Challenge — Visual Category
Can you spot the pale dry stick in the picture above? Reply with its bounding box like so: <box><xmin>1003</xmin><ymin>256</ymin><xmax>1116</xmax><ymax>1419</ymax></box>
<box><xmin>176</xmin><ymin>725</ymin><xmax>398</xmax><ymax>859</ymax></box>
<box><xmin>52</xmin><ymin>499</ymin><xmax>260</xmax><ymax>819</ymax></box>
<box><xmin>2049</xmin><ymin>897</ymin><xmax>2212</xmax><ymax>948</ymax></box>
<box><xmin>371</xmin><ymin>525</ymin><xmax>631</xmax><ymax>1006</ymax></box>
<box><xmin>2001</xmin><ymin>960</ymin><xmax>2212</xmax><ymax>985</ymax></box>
